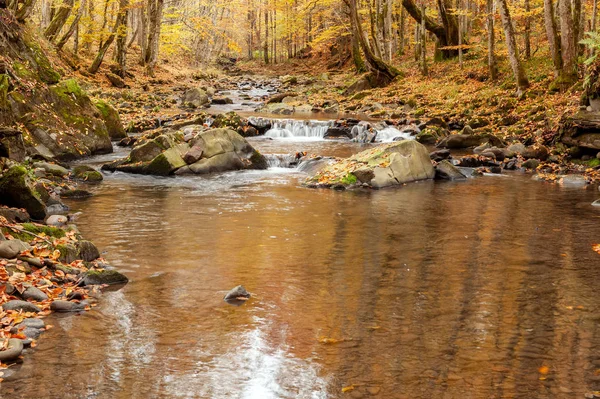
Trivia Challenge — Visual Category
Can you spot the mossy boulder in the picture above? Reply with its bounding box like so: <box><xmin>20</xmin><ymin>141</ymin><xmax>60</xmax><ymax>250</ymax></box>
<box><xmin>82</xmin><ymin>269</ymin><xmax>128</xmax><ymax>286</ymax></box>
<box><xmin>95</xmin><ymin>100</ymin><xmax>126</xmax><ymax>139</ymax></box>
<box><xmin>72</xmin><ymin>165</ymin><xmax>103</xmax><ymax>182</ymax></box>
<box><xmin>0</xmin><ymin>165</ymin><xmax>46</xmax><ymax>220</ymax></box>
<box><xmin>145</xmin><ymin>146</ymin><xmax>187</xmax><ymax>176</ymax></box>
<box><xmin>307</xmin><ymin>140</ymin><xmax>435</xmax><ymax>189</ymax></box>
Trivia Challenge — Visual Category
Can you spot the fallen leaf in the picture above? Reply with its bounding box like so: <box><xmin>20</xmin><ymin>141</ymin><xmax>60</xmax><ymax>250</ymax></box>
<box><xmin>539</xmin><ymin>365</ymin><xmax>549</xmax><ymax>374</ymax></box>
<box><xmin>341</xmin><ymin>385</ymin><xmax>355</xmax><ymax>393</ymax></box>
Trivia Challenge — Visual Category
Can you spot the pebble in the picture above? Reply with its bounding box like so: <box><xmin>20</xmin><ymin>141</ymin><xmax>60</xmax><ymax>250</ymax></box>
<box><xmin>50</xmin><ymin>300</ymin><xmax>87</xmax><ymax>312</ymax></box>
<box><xmin>0</xmin><ymin>339</ymin><xmax>24</xmax><ymax>362</ymax></box>
<box><xmin>46</xmin><ymin>214</ymin><xmax>68</xmax><ymax>227</ymax></box>
<box><xmin>22</xmin><ymin>286</ymin><xmax>49</xmax><ymax>301</ymax></box>
<box><xmin>593</xmin><ymin>199</ymin><xmax>600</xmax><ymax>207</ymax></box>
<box><xmin>1</xmin><ymin>300</ymin><xmax>41</xmax><ymax>313</ymax></box>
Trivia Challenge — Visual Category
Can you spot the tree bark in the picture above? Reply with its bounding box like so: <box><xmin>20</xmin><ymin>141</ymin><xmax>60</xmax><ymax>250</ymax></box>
<box><xmin>543</xmin><ymin>0</ymin><xmax>562</xmax><ymax>77</ymax></box>
<box><xmin>144</xmin><ymin>0</ymin><xmax>164</xmax><ymax>75</ymax></box>
<box><xmin>559</xmin><ymin>0</ymin><xmax>577</xmax><ymax>83</ymax></box>
<box><xmin>345</xmin><ymin>0</ymin><xmax>399</xmax><ymax>84</ymax></box>
<box><xmin>496</xmin><ymin>0</ymin><xmax>529</xmax><ymax>93</ymax></box>
<box><xmin>487</xmin><ymin>0</ymin><xmax>498</xmax><ymax>80</ymax></box>
<box><xmin>56</xmin><ymin>0</ymin><xmax>86</xmax><ymax>50</ymax></box>
<box><xmin>524</xmin><ymin>0</ymin><xmax>531</xmax><ymax>58</ymax></box>
<box><xmin>401</xmin><ymin>0</ymin><xmax>460</xmax><ymax>58</ymax></box>
<box><xmin>88</xmin><ymin>0</ymin><xmax>128</xmax><ymax>74</ymax></box>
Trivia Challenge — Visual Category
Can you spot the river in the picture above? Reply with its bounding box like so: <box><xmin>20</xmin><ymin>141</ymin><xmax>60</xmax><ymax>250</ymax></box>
<box><xmin>2</xmin><ymin>123</ymin><xmax>600</xmax><ymax>399</ymax></box>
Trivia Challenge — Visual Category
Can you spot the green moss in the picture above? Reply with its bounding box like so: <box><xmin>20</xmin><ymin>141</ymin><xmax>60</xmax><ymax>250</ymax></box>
<box><xmin>21</xmin><ymin>223</ymin><xmax>66</xmax><ymax>238</ymax></box>
<box><xmin>26</xmin><ymin>39</ymin><xmax>60</xmax><ymax>84</ymax></box>
<box><xmin>0</xmin><ymin>74</ymin><xmax>9</xmax><ymax>110</ymax></box>
<box><xmin>94</xmin><ymin>99</ymin><xmax>111</xmax><ymax>118</ymax></box>
<box><xmin>587</xmin><ymin>158</ymin><xmax>600</xmax><ymax>167</ymax></box>
<box><xmin>339</xmin><ymin>173</ymin><xmax>358</xmax><ymax>185</ymax></box>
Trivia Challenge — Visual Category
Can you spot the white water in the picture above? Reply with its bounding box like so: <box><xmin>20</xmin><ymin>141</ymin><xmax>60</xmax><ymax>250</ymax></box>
<box><xmin>264</xmin><ymin>119</ymin><xmax>416</xmax><ymax>142</ymax></box>
<box><xmin>264</xmin><ymin>120</ymin><xmax>333</xmax><ymax>141</ymax></box>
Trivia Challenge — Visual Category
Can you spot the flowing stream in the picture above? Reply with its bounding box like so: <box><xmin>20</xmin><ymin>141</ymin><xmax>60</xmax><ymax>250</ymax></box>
<box><xmin>2</xmin><ymin>117</ymin><xmax>600</xmax><ymax>399</ymax></box>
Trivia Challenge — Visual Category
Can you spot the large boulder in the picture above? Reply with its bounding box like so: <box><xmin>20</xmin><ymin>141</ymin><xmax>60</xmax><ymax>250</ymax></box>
<box><xmin>0</xmin><ymin>165</ymin><xmax>47</xmax><ymax>220</ymax></box>
<box><xmin>103</xmin><ymin>128</ymin><xmax>267</xmax><ymax>176</ymax></box>
<box><xmin>94</xmin><ymin>100</ymin><xmax>126</xmax><ymax>139</ymax></box>
<box><xmin>181</xmin><ymin>88</ymin><xmax>209</xmax><ymax>108</ymax></box>
<box><xmin>307</xmin><ymin>140</ymin><xmax>435</xmax><ymax>189</ymax></box>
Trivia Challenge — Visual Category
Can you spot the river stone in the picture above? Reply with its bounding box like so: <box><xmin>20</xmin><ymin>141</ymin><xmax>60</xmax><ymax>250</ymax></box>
<box><xmin>181</xmin><ymin>88</ymin><xmax>209</xmax><ymax>108</ymax></box>
<box><xmin>183</xmin><ymin>145</ymin><xmax>204</xmax><ymax>164</ymax></box>
<box><xmin>77</xmin><ymin>240</ymin><xmax>100</xmax><ymax>262</ymax></box>
<box><xmin>60</xmin><ymin>189</ymin><xmax>93</xmax><ymax>199</ymax></box>
<box><xmin>559</xmin><ymin>175</ymin><xmax>587</xmax><ymax>187</ymax></box>
<box><xmin>224</xmin><ymin>285</ymin><xmax>251</xmax><ymax>301</ymax></box>
<box><xmin>0</xmin><ymin>339</ymin><xmax>23</xmax><ymax>362</ymax></box>
<box><xmin>0</xmin><ymin>240</ymin><xmax>32</xmax><ymax>259</ymax></box>
<box><xmin>71</xmin><ymin>165</ymin><xmax>103</xmax><ymax>182</ymax></box>
<box><xmin>21</xmin><ymin>318</ymin><xmax>45</xmax><ymax>329</ymax></box>
<box><xmin>33</xmin><ymin>161</ymin><xmax>69</xmax><ymax>177</ymax></box>
<box><xmin>308</xmin><ymin>141</ymin><xmax>435</xmax><ymax>189</ymax></box>
<box><xmin>129</xmin><ymin>140</ymin><xmax>163</xmax><ymax>163</ymax></box>
<box><xmin>46</xmin><ymin>214</ymin><xmax>68</xmax><ymax>227</ymax></box>
<box><xmin>2</xmin><ymin>300</ymin><xmax>41</xmax><ymax>313</ymax></box>
<box><xmin>145</xmin><ymin>146</ymin><xmax>188</xmax><ymax>176</ymax></box>
<box><xmin>435</xmin><ymin>160</ymin><xmax>467</xmax><ymax>180</ymax></box>
<box><xmin>22</xmin><ymin>286</ymin><xmax>48</xmax><ymax>302</ymax></box>
<box><xmin>437</xmin><ymin>133</ymin><xmax>502</xmax><ymax>149</ymax></box>
<box><xmin>51</xmin><ymin>300</ymin><xmax>86</xmax><ymax>312</ymax></box>
<box><xmin>188</xmin><ymin>152</ymin><xmax>244</xmax><ymax>174</ymax></box>
<box><xmin>82</xmin><ymin>269</ymin><xmax>128</xmax><ymax>286</ymax></box>
<box><xmin>0</xmin><ymin>165</ymin><xmax>47</xmax><ymax>220</ymax></box>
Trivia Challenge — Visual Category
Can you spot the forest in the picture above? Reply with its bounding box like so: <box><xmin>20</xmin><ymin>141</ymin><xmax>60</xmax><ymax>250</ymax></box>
<box><xmin>1</xmin><ymin>0</ymin><xmax>600</xmax><ymax>397</ymax></box>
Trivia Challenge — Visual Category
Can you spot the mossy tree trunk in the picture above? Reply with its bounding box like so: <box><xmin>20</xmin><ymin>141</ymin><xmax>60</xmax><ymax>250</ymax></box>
<box><xmin>44</xmin><ymin>0</ymin><xmax>74</xmax><ymax>42</ymax></box>
<box><xmin>88</xmin><ymin>0</ymin><xmax>128</xmax><ymax>74</ymax></box>
<box><xmin>56</xmin><ymin>0</ymin><xmax>86</xmax><ymax>50</ymax></box>
<box><xmin>496</xmin><ymin>0</ymin><xmax>529</xmax><ymax>94</ymax></box>
<box><xmin>345</xmin><ymin>0</ymin><xmax>399</xmax><ymax>85</ymax></box>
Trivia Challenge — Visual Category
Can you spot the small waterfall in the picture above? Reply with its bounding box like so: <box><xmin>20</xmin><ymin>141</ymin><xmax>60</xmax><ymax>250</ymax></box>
<box><xmin>264</xmin><ymin>120</ymin><xmax>332</xmax><ymax>140</ymax></box>
<box><xmin>264</xmin><ymin>153</ymin><xmax>301</xmax><ymax>168</ymax></box>
<box><xmin>376</xmin><ymin>127</ymin><xmax>415</xmax><ymax>142</ymax></box>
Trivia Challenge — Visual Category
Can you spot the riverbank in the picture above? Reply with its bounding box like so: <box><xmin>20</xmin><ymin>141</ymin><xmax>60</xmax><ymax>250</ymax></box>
<box><xmin>0</xmin><ymin>159</ymin><xmax>128</xmax><ymax>370</ymax></box>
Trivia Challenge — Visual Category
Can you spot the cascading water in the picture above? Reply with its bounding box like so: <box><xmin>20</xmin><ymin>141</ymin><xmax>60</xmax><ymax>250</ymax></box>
<box><xmin>351</xmin><ymin>123</ymin><xmax>416</xmax><ymax>143</ymax></box>
<box><xmin>264</xmin><ymin>120</ymin><xmax>333</xmax><ymax>140</ymax></box>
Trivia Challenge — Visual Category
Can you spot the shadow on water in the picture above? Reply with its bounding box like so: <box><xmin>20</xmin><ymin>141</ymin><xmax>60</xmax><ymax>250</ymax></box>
<box><xmin>3</xmin><ymin>138</ymin><xmax>600</xmax><ymax>398</ymax></box>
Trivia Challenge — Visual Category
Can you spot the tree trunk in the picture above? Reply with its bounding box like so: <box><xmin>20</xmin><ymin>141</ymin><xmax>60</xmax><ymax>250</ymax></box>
<box><xmin>14</xmin><ymin>0</ymin><xmax>35</xmax><ymax>22</ymax></box>
<box><xmin>144</xmin><ymin>0</ymin><xmax>164</xmax><ymax>75</ymax></box>
<box><xmin>524</xmin><ymin>0</ymin><xmax>531</xmax><ymax>58</ymax></box>
<box><xmin>56</xmin><ymin>0</ymin><xmax>86</xmax><ymax>50</ymax></box>
<box><xmin>559</xmin><ymin>0</ymin><xmax>577</xmax><ymax>83</ymax></box>
<box><xmin>421</xmin><ymin>3</ymin><xmax>427</xmax><ymax>75</ymax></box>
<box><xmin>89</xmin><ymin>0</ymin><xmax>128</xmax><ymax>74</ymax></box>
<box><xmin>496</xmin><ymin>0</ymin><xmax>530</xmax><ymax>93</ymax></box>
<box><xmin>543</xmin><ymin>0</ymin><xmax>562</xmax><ymax>77</ymax></box>
<box><xmin>115</xmin><ymin>0</ymin><xmax>129</xmax><ymax>76</ymax></box>
<box><xmin>399</xmin><ymin>5</ymin><xmax>405</xmax><ymax>55</ymax></box>
<box><xmin>263</xmin><ymin>0</ymin><xmax>269</xmax><ymax>64</ymax></box>
<box><xmin>487</xmin><ymin>0</ymin><xmax>498</xmax><ymax>80</ymax></box>
<box><xmin>401</xmin><ymin>0</ymin><xmax>460</xmax><ymax>58</ymax></box>
<box><xmin>41</xmin><ymin>0</ymin><xmax>53</xmax><ymax>29</ymax></box>
<box><xmin>345</xmin><ymin>0</ymin><xmax>398</xmax><ymax>84</ymax></box>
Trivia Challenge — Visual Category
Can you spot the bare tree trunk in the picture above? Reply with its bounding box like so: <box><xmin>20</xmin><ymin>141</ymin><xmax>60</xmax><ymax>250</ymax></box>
<box><xmin>421</xmin><ymin>3</ymin><xmax>427</xmax><ymax>75</ymax></box>
<box><xmin>399</xmin><ymin>5</ymin><xmax>406</xmax><ymax>55</ymax></box>
<box><xmin>144</xmin><ymin>0</ymin><xmax>164</xmax><ymax>75</ymax></box>
<box><xmin>544</xmin><ymin>0</ymin><xmax>562</xmax><ymax>77</ymax></box>
<box><xmin>41</xmin><ymin>0</ymin><xmax>53</xmax><ymax>29</ymax></box>
<box><xmin>524</xmin><ymin>0</ymin><xmax>531</xmax><ymax>58</ymax></box>
<box><xmin>487</xmin><ymin>0</ymin><xmax>498</xmax><ymax>80</ymax></box>
<box><xmin>115</xmin><ymin>0</ymin><xmax>129</xmax><ymax>76</ymax></box>
<box><xmin>263</xmin><ymin>0</ymin><xmax>269</xmax><ymax>63</ymax></box>
<box><xmin>56</xmin><ymin>0</ymin><xmax>86</xmax><ymax>50</ymax></box>
<box><xmin>458</xmin><ymin>0</ymin><xmax>463</xmax><ymax>67</ymax></box>
<box><xmin>44</xmin><ymin>0</ymin><xmax>74</xmax><ymax>40</ymax></box>
<box><xmin>89</xmin><ymin>0</ymin><xmax>128</xmax><ymax>74</ymax></box>
<box><xmin>496</xmin><ymin>0</ymin><xmax>529</xmax><ymax>93</ymax></box>
<box><xmin>346</xmin><ymin>0</ymin><xmax>399</xmax><ymax>84</ymax></box>
<box><xmin>559</xmin><ymin>0</ymin><xmax>577</xmax><ymax>83</ymax></box>
<box><xmin>14</xmin><ymin>0</ymin><xmax>35</xmax><ymax>22</ymax></box>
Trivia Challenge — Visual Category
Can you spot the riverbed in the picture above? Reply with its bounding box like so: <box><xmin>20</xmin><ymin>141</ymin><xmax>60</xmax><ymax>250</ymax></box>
<box><xmin>2</xmin><ymin>126</ymin><xmax>600</xmax><ymax>398</ymax></box>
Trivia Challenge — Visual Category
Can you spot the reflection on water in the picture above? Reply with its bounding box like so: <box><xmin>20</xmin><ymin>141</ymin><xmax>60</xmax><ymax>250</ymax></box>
<box><xmin>2</xmin><ymin>145</ymin><xmax>600</xmax><ymax>398</ymax></box>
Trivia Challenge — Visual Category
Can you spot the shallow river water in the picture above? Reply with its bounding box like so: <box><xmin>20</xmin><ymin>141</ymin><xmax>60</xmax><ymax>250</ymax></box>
<box><xmin>2</xmin><ymin>138</ymin><xmax>600</xmax><ymax>399</ymax></box>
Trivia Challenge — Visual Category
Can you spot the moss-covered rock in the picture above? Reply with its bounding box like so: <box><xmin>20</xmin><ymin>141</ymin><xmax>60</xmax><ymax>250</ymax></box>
<box><xmin>145</xmin><ymin>147</ymin><xmax>187</xmax><ymax>176</ymax></box>
<box><xmin>71</xmin><ymin>165</ymin><xmax>103</xmax><ymax>183</ymax></box>
<box><xmin>0</xmin><ymin>165</ymin><xmax>46</xmax><ymax>220</ymax></box>
<box><xmin>307</xmin><ymin>140</ymin><xmax>435</xmax><ymax>189</ymax></box>
<box><xmin>94</xmin><ymin>100</ymin><xmax>126</xmax><ymax>139</ymax></box>
<box><xmin>82</xmin><ymin>269</ymin><xmax>129</xmax><ymax>286</ymax></box>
